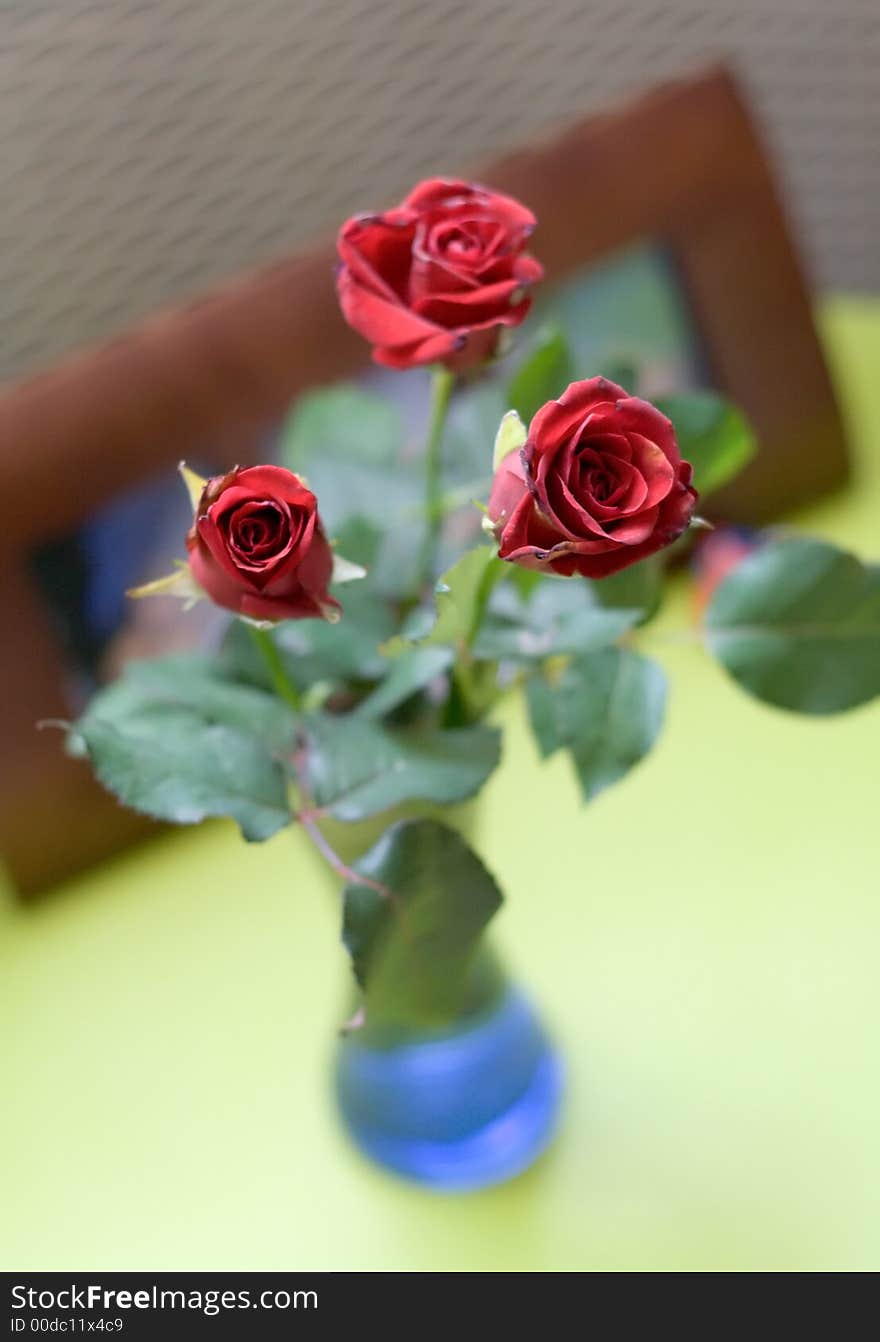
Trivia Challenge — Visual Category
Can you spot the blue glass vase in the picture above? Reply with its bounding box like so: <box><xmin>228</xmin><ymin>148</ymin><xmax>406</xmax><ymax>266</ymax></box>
<box><xmin>335</xmin><ymin>978</ymin><xmax>563</xmax><ymax>1191</ymax></box>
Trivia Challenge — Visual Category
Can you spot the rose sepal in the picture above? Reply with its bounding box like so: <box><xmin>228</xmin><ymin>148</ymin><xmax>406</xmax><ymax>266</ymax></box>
<box><xmin>492</xmin><ymin>409</ymin><xmax>527</xmax><ymax>471</ymax></box>
<box><xmin>126</xmin><ymin>559</ymin><xmax>204</xmax><ymax>609</ymax></box>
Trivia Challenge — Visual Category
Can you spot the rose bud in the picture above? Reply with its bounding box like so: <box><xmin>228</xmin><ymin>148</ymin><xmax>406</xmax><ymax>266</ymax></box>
<box><xmin>184</xmin><ymin>465</ymin><xmax>342</xmax><ymax>622</ymax></box>
<box><xmin>487</xmin><ymin>378</ymin><xmax>698</xmax><ymax>579</ymax></box>
<box><xmin>336</xmin><ymin>178</ymin><xmax>543</xmax><ymax>373</ymax></box>
<box><xmin>129</xmin><ymin>464</ymin><xmax>343</xmax><ymax>623</ymax></box>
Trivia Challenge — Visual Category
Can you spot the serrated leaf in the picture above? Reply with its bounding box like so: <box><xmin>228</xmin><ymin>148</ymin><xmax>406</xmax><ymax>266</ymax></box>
<box><xmin>507</xmin><ymin>325</ymin><xmax>574</xmax><ymax>425</ymax></box>
<box><xmin>301</xmin><ymin>713</ymin><xmax>501</xmax><ymax>821</ymax></box>
<box><xmin>342</xmin><ymin>820</ymin><xmax>503</xmax><ymax>1027</ymax></box>
<box><xmin>704</xmin><ymin>537</ymin><xmax>880</xmax><ymax>714</ymax></box>
<box><xmin>655</xmin><ymin>392</ymin><xmax>756</xmax><ymax>496</ymax></box>
<box><xmin>71</xmin><ymin>669</ymin><xmax>294</xmax><ymax>842</ymax></box>
<box><xmin>81</xmin><ymin>655</ymin><xmax>299</xmax><ymax>750</ymax></box>
<box><xmin>355</xmin><ymin>646</ymin><xmax>454</xmax><ymax>719</ymax></box>
<box><xmin>527</xmin><ymin>647</ymin><xmax>667</xmax><ymax>800</ymax></box>
<box><xmin>78</xmin><ymin>714</ymin><xmax>290</xmax><ymax>839</ymax></box>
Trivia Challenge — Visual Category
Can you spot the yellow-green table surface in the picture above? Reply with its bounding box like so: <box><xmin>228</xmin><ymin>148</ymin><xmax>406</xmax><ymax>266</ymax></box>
<box><xmin>2</xmin><ymin>300</ymin><xmax>878</xmax><ymax>1272</ymax></box>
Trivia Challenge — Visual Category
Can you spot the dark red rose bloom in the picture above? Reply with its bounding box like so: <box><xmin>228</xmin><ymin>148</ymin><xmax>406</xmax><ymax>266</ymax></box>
<box><xmin>186</xmin><ymin>465</ymin><xmax>340</xmax><ymax>622</ymax></box>
<box><xmin>336</xmin><ymin>178</ymin><xmax>543</xmax><ymax>372</ymax></box>
<box><xmin>488</xmin><ymin>378</ymin><xmax>698</xmax><ymax>578</ymax></box>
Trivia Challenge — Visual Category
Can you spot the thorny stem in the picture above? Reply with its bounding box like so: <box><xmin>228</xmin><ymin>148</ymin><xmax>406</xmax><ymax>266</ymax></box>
<box><xmin>291</xmin><ymin>745</ymin><xmax>390</xmax><ymax>898</ymax></box>
<box><xmin>247</xmin><ymin>628</ymin><xmax>387</xmax><ymax>891</ymax></box>
<box><xmin>298</xmin><ymin>809</ymin><xmax>390</xmax><ymax>897</ymax></box>
<box><xmin>290</xmin><ymin>746</ymin><xmax>404</xmax><ymax>1033</ymax></box>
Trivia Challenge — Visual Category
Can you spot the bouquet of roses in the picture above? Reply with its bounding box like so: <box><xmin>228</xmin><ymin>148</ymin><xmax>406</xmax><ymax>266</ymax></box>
<box><xmin>65</xmin><ymin>179</ymin><xmax>879</xmax><ymax>1181</ymax></box>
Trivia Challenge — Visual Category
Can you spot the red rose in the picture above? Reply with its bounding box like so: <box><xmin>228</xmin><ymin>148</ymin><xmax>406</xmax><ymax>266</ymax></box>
<box><xmin>186</xmin><ymin>465</ymin><xmax>340</xmax><ymax>622</ymax></box>
<box><xmin>488</xmin><ymin>378</ymin><xmax>697</xmax><ymax>578</ymax></box>
<box><xmin>336</xmin><ymin>178</ymin><xmax>543</xmax><ymax>372</ymax></box>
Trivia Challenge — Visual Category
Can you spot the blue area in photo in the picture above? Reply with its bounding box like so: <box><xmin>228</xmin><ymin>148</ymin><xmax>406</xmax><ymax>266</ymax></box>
<box><xmin>336</xmin><ymin>988</ymin><xmax>563</xmax><ymax>1191</ymax></box>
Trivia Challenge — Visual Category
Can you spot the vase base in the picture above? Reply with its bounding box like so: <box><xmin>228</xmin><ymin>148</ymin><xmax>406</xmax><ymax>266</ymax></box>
<box><xmin>336</xmin><ymin>991</ymin><xmax>563</xmax><ymax>1191</ymax></box>
<box><xmin>343</xmin><ymin>1050</ymin><xmax>562</xmax><ymax>1191</ymax></box>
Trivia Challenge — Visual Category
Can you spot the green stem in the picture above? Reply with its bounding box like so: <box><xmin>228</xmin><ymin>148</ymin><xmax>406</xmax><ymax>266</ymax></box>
<box><xmin>418</xmin><ymin>366</ymin><xmax>456</xmax><ymax>589</ymax></box>
<box><xmin>247</xmin><ymin>623</ymin><xmax>302</xmax><ymax>712</ymax></box>
<box><xmin>446</xmin><ymin>556</ymin><xmax>508</xmax><ymax>726</ymax></box>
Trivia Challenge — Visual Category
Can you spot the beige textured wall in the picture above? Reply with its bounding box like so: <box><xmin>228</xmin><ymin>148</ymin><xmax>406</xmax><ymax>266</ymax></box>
<box><xmin>1</xmin><ymin>0</ymin><xmax>877</xmax><ymax>385</ymax></box>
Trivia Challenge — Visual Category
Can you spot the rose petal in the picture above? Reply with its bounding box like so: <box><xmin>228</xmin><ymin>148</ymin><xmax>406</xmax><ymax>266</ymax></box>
<box><xmin>267</xmin><ymin>517</ymin><xmax>334</xmax><ymax>600</ymax></box>
<box><xmin>188</xmin><ymin>543</ymin><xmax>250</xmax><ymax>610</ymax></box>
<box><xmin>488</xmin><ymin>449</ymin><xmax>529</xmax><ymax>528</ymax></box>
<box><xmin>402</xmin><ymin>179</ymin><xmax>537</xmax><ymax>235</ymax></box>
<box><xmin>238</xmin><ymin>586</ymin><xmax>340</xmax><ymax>622</ymax></box>
<box><xmin>512</xmin><ymin>253</ymin><xmax>544</xmax><ymax>285</ymax></box>
<box><xmin>337</xmin><ymin>211</ymin><xmax>416</xmax><ymax>302</ymax></box>
<box><xmin>214</xmin><ymin>467</ymin><xmax>315</xmax><ymax>510</ymax></box>
<box><xmin>532</xmin><ymin>436</ymin><xmax>606</xmax><ymax>538</ymax></box>
<box><xmin>626</xmin><ymin>433</ymin><xmax>676</xmax><ymax>506</ymax></box>
<box><xmin>613</xmin><ymin>397</ymin><xmax>681</xmax><ymax>466</ymax></box>
<box><xmin>411</xmin><ymin>277</ymin><xmax>528</xmax><ymax>325</ymax></box>
<box><xmin>497</xmin><ymin>491</ymin><xmax>544</xmax><ymax>559</ymax></box>
<box><xmin>528</xmin><ymin>377</ymin><xmax>627</xmax><ymax>455</ymax></box>
<box><xmin>573</xmin><ymin>450</ymin><xmax>648</xmax><ymax>516</ymax></box>
<box><xmin>337</xmin><ymin>267</ymin><xmax>443</xmax><ymax>349</ymax></box>
<box><xmin>604</xmin><ymin>505</ymin><xmax>660</xmax><ymax>544</ymax></box>
<box><xmin>371</xmin><ymin>328</ymin><xmax>464</xmax><ymax>369</ymax></box>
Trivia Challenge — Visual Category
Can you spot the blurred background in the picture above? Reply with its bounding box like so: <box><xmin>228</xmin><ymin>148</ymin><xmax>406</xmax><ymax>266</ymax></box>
<box><xmin>1</xmin><ymin>0</ymin><xmax>876</xmax><ymax>391</ymax></box>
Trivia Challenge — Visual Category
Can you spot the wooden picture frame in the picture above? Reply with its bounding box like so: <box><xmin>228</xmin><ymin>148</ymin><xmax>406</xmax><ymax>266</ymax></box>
<box><xmin>0</xmin><ymin>63</ymin><xmax>848</xmax><ymax>894</ymax></box>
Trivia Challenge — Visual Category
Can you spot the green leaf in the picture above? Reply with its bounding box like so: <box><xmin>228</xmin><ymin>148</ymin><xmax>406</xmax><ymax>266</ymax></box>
<box><xmin>355</xmin><ymin>646</ymin><xmax>455</xmax><ymax>719</ymax></box>
<box><xmin>331</xmin><ymin>516</ymin><xmax>383</xmax><ymax>572</ymax></box>
<box><xmin>342</xmin><ymin>820</ymin><xmax>503</xmax><ymax>1027</ymax></box>
<box><xmin>474</xmin><ymin>576</ymin><xmax>640</xmax><ymax>660</ymax></box>
<box><xmin>278</xmin><ymin>383</ymin><xmax>426</xmax><ymax>598</ymax></box>
<box><xmin>507</xmin><ymin>325</ymin><xmax>574</xmax><ymax>425</ymax></box>
<box><xmin>301</xmin><ymin>713</ymin><xmax>501</xmax><ymax>820</ymax></box>
<box><xmin>655</xmin><ymin>391</ymin><xmax>756</xmax><ymax>496</ymax></box>
<box><xmin>526</xmin><ymin>647</ymin><xmax>667</xmax><ymax>800</ymax></box>
<box><xmin>443</xmin><ymin>380</ymin><xmax>506</xmax><ymax>493</ymax></box>
<box><xmin>222</xmin><ymin>583</ymin><xmax>397</xmax><ymax>690</ymax></box>
<box><xmin>523</xmin><ymin>673</ymin><xmax>560</xmax><ymax>760</ymax></box>
<box><xmin>384</xmin><ymin>545</ymin><xmax>499</xmax><ymax>656</ymax></box>
<box><xmin>79</xmin><ymin>655</ymin><xmax>298</xmax><ymax>751</ymax></box>
<box><xmin>704</xmin><ymin>538</ymin><xmax>880</xmax><ymax>714</ymax></box>
<box><xmin>280</xmin><ymin>384</ymin><xmax>403</xmax><ymax>471</ymax></box>
<box><xmin>69</xmin><ymin>657</ymin><xmax>295</xmax><ymax>840</ymax></box>
<box><xmin>588</xmin><ymin>556</ymin><xmax>664</xmax><ymax>626</ymax></box>
<box><xmin>595</xmin><ymin>358</ymin><xmax>639</xmax><ymax>394</ymax></box>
